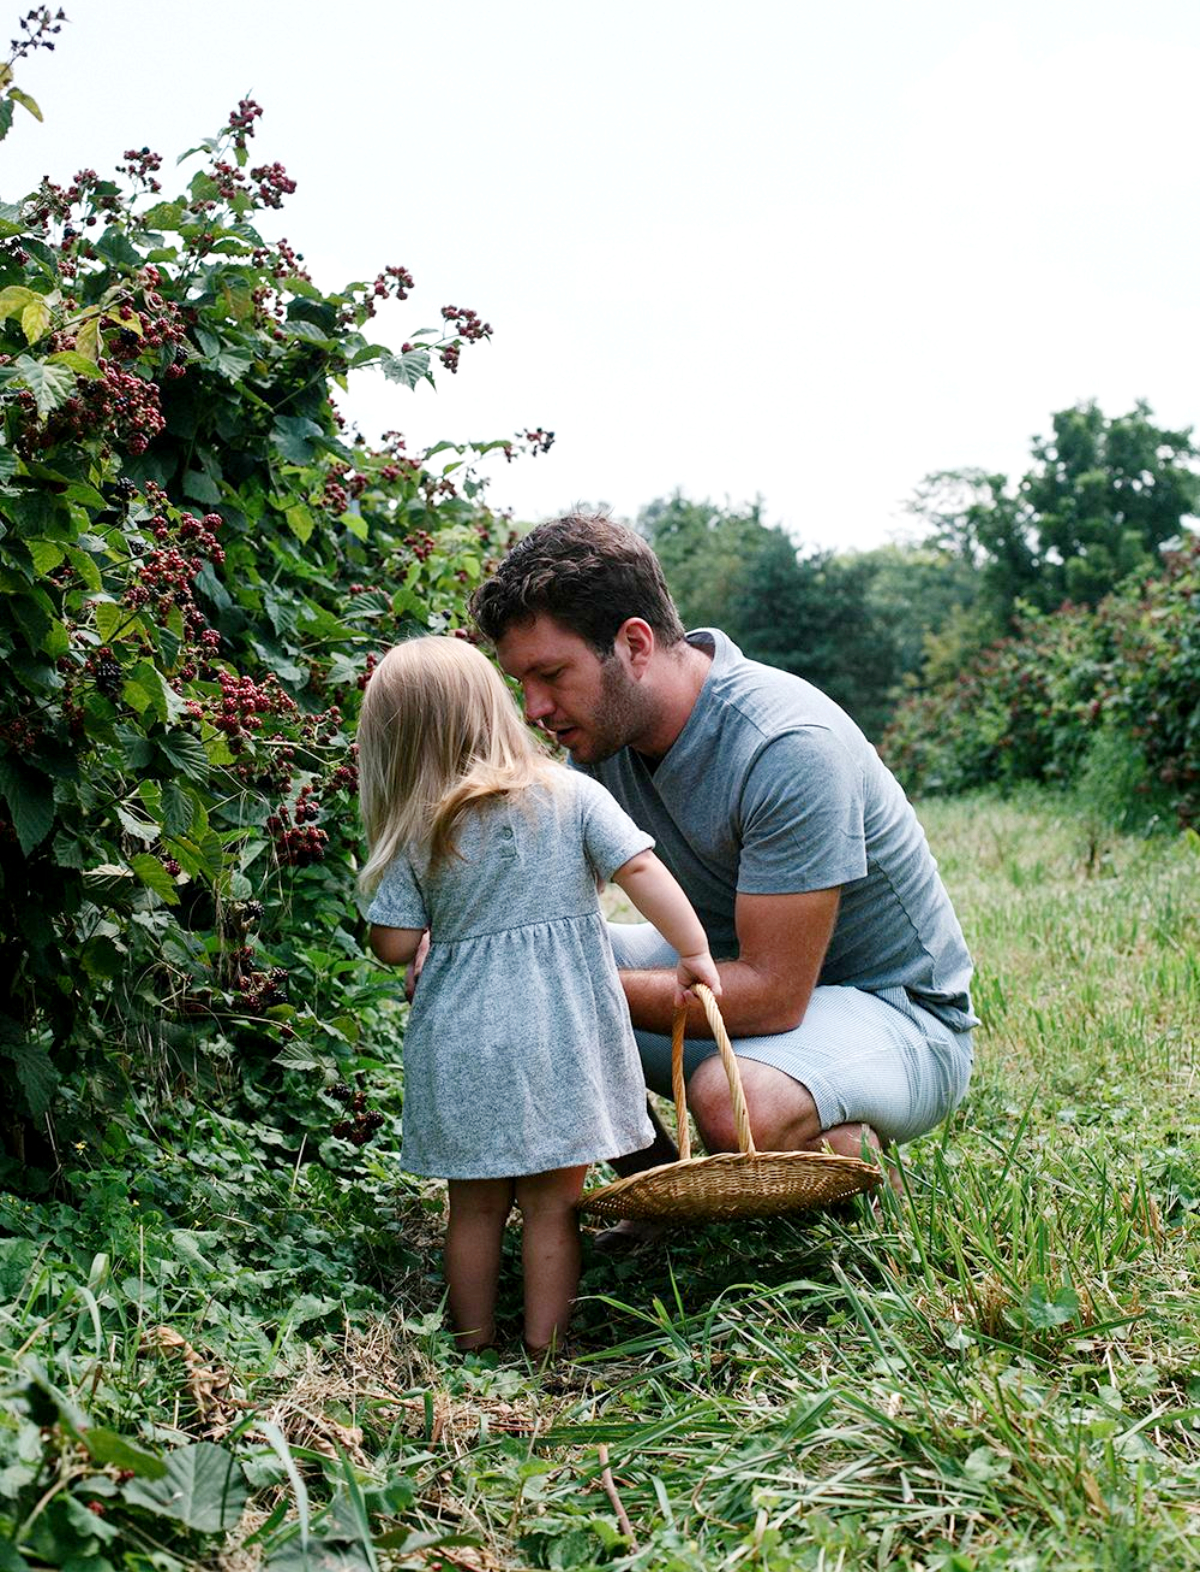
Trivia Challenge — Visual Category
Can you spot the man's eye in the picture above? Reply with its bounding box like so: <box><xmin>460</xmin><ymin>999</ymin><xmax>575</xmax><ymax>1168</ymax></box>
<box><xmin>543</xmin><ymin>668</ymin><xmax>563</xmax><ymax>681</ymax></box>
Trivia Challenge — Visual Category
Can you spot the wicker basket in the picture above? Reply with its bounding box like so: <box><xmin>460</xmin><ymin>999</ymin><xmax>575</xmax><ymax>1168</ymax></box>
<box><xmin>579</xmin><ymin>984</ymin><xmax>884</xmax><ymax>1222</ymax></box>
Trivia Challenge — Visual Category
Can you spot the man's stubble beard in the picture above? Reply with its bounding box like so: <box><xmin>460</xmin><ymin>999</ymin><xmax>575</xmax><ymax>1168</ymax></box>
<box><xmin>579</xmin><ymin>655</ymin><xmax>656</xmax><ymax>765</ymax></box>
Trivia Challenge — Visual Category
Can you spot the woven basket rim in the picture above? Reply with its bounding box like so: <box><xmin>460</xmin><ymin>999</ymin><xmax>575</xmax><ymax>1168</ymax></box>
<box><xmin>579</xmin><ymin>1146</ymin><xmax>885</xmax><ymax>1215</ymax></box>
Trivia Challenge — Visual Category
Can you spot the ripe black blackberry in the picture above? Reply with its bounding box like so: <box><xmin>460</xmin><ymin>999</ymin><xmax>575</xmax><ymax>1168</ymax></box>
<box><xmin>94</xmin><ymin>657</ymin><xmax>122</xmax><ymax>698</ymax></box>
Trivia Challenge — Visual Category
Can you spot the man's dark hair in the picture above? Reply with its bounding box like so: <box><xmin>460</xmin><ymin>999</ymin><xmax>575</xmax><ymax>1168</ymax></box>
<box><xmin>470</xmin><ymin>513</ymin><xmax>686</xmax><ymax>655</ymax></box>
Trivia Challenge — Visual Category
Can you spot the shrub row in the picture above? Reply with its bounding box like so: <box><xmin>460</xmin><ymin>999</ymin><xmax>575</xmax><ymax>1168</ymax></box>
<box><xmin>882</xmin><ymin>535</ymin><xmax>1200</xmax><ymax>832</ymax></box>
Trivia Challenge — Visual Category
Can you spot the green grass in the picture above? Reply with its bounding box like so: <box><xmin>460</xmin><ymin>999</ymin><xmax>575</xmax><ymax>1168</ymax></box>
<box><xmin>3</xmin><ymin>790</ymin><xmax>1199</xmax><ymax>1569</ymax></box>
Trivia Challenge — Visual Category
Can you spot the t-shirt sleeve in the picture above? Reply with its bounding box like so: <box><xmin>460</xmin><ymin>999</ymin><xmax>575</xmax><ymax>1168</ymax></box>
<box><xmin>574</xmin><ymin>772</ymin><xmax>655</xmax><ymax>882</ymax></box>
<box><xmin>736</xmin><ymin>729</ymin><xmax>868</xmax><ymax>894</ymax></box>
<box><xmin>365</xmin><ymin>851</ymin><xmax>428</xmax><ymax>929</ymax></box>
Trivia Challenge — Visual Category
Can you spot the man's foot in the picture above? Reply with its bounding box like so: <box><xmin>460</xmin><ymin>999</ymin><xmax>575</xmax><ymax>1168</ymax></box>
<box><xmin>590</xmin><ymin>1216</ymin><xmax>671</xmax><ymax>1255</ymax></box>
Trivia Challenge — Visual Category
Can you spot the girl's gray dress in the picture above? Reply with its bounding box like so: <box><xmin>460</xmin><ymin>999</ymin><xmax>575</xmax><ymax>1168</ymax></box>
<box><xmin>366</xmin><ymin>770</ymin><xmax>656</xmax><ymax>1179</ymax></box>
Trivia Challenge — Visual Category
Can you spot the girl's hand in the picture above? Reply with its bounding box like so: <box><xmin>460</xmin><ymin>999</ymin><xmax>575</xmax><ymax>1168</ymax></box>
<box><xmin>675</xmin><ymin>950</ymin><xmax>722</xmax><ymax>1007</ymax></box>
<box><xmin>405</xmin><ymin>929</ymin><xmax>431</xmax><ymax>1001</ymax></box>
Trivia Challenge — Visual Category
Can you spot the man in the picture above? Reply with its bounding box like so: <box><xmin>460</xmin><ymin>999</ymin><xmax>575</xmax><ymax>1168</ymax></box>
<box><xmin>469</xmin><ymin>513</ymin><xmax>977</xmax><ymax>1185</ymax></box>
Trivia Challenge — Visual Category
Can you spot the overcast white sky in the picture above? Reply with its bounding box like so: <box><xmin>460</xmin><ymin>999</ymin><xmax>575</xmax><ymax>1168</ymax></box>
<box><xmin>4</xmin><ymin>1</ymin><xmax>1199</xmax><ymax>551</ymax></box>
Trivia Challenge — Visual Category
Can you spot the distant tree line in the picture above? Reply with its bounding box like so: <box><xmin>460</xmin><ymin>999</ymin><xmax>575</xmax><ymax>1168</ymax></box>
<box><xmin>637</xmin><ymin>400</ymin><xmax>1199</xmax><ymax>743</ymax></box>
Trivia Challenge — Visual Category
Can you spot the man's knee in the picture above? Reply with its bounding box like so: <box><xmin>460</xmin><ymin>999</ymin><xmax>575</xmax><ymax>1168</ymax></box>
<box><xmin>688</xmin><ymin>1056</ymin><xmax>822</xmax><ymax>1153</ymax></box>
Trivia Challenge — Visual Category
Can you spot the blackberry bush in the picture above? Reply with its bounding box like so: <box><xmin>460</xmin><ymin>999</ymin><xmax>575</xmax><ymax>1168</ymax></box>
<box><xmin>0</xmin><ymin>71</ymin><xmax>548</xmax><ymax>1177</ymax></box>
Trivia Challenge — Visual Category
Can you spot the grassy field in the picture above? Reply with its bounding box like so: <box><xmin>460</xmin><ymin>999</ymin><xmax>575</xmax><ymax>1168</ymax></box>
<box><xmin>3</xmin><ymin>791</ymin><xmax>1199</xmax><ymax>1570</ymax></box>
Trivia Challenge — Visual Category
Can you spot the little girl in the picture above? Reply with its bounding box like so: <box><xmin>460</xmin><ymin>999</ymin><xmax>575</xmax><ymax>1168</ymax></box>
<box><xmin>356</xmin><ymin>635</ymin><xmax>719</xmax><ymax>1358</ymax></box>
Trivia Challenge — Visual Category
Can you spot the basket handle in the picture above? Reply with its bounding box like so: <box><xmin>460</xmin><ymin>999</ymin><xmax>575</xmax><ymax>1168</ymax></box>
<box><xmin>671</xmin><ymin>983</ymin><xmax>757</xmax><ymax>1161</ymax></box>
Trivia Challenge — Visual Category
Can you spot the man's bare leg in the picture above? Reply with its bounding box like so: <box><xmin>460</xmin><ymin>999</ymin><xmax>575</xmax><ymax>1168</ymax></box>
<box><xmin>688</xmin><ymin>1055</ymin><xmax>889</xmax><ymax>1168</ymax></box>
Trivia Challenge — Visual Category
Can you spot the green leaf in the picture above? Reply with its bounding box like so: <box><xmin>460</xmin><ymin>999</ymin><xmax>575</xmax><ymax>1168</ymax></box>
<box><xmin>188</xmin><ymin>171</ymin><xmax>221</xmax><ymax>204</ymax></box>
<box><xmin>0</xmin><ymin>1235</ymin><xmax>38</xmax><ymax>1299</ymax></box>
<box><xmin>83</xmin><ymin>1429</ymin><xmax>167</xmax><ymax>1479</ymax></box>
<box><xmin>373</xmin><ymin>1529</ymin><xmax>481</xmax><ymax>1555</ymax></box>
<box><xmin>28</xmin><ymin>539</ymin><xmax>65</xmax><ymax>575</ymax></box>
<box><xmin>0</xmin><ymin>284</ymin><xmax>37</xmax><ymax>319</ymax></box>
<box><xmin>121</xmin><ymin>677</ymin><xmax>154</xmax><ymax>716</ymax></box>
<box><xmin>271</xmin><ymin>415</ymin><xmax>324</xmax><ymax>464</ymax></box>
<box><xmin>8</xmin><ymin>86</ymin><xmax>42</xmax><ymax>122</ymax></box>
<box><xmin>161</xmin><ymin>782</ymin><xmax>198</xmax><ymax>838</ymax></box>
<box><xmin>158</xmin><ymin>729</ymin><xmax>211</xmax><ymax>783</ymax></box>
<box><xmin>12</xmin><ymin>355</ymin><xmax>75</xmax><ymax>416</ymax></box>
<box><xmin>116</xmin><ymin>725</ymin><xmax>154</xmax><ymax>770</ymax></box>
<box><xmin>41</xmin><ymin>615</ymin><xmax>68</xmax><ymax>658</ymax></box>
<box><xmin>284</xmin><ymin>318</ymin><xmax>335</xmax><ymax>345</ymax></box>
<box><xmin>285</xmin><ymin>505</ymin><xmax>314</xmax><ymax>544</ymax></box>
<box><xmin>142</xmin><ymin>201</ymin><xmax>186</xmax><ymax>231</ymax></box>
<box><xmin>21</xmin><ymin>297</ymin><xmax>51</xmax><ymax>344</ymax></box>
<box><xmin>204</xmin><ymin>733</ymin><xmax>236</xmax><ymax>767</ymax></box>
<box><xmin>191</xmin><ymin>827</ymin><xmax>224</xmax><ymax>880</ymax></box>
<box><xmin>93</xmin><ymin>599</ymin><xmax>126</xmax><ymax>644</ymax></box>
<box><xmin>206</xmin><ymin>343</ymin><xmax>255</xmax><ymax>381</ymax></box>
<box><xmin>274</xmin><ymin>1041</ymin><xmax>326</xmax><ymax>1072</ymax></box>
<box><xmin>75</xmin><ymin>314</ymin><xmax>102</xmax><ymax>362</ymax></box>
<box><xmin>129</xmin><ymin>852</ymin><xmax>180</xmax><ymax>904</ymax></box>
<box><xmin>1</xmin><ymin>1037</ymin><xmax>58</xmax><ymax>1117</ymax></box>
<box><xmin>81</xmin><ymin>933</ymin><xmax>126</xmax><ymax>979</ymax></box>
<box><xmin>46</xmin><ymin>349</ymin><xmax>105</xmax><ymax>379</ymax></box>
<box><xmin>116</xmin><ymin>804</ymin><xmax>159</xmax><ymax>844</ymax></box>
<box><xmin>1018</xmin><ymin>1282</ymin><xmax>1080</xmax><ymax>1331</ymax></box>
<box><xmin>0</xmin><ymin>757</ymin><xmax>55</xmax><ymax>854</ymax></box>
<box><xmin>161</xmin><ymin>835</ymin><xmax>205</xmax><ymax>880</ymax></box>
<box><xmin>124</xmin><ymin>659</ymin><xmax>179</xmax><ymax>723</ymax></box>
<box><xmin>0</xmin><ymin>98</ymin><xmax>13</xmax><ymax>141</ymax></box>
<box><xmin>104</xmin><ymin>306</ymin><xmax>142</xmax><ymax>339</ymax></box>
<box><xmin>391</xmin><ymin>586</ymin><xmax>429</xmax><ymax>620</ymax></box>
<box><xmin>183</xmin><ymin>468</ymin><xmax>222</xmax><ymax>505</ymax></box>
<box><xmin>326</xmin><ymin>653</ymin><xmax>363</xmax><ymax>687</ymax></box>
<box><xmin>123</xmin><ymin>1442</ymin><xmax>248</xmax><ymax>1532</ymax></box>
<box><xmin>82</xmin><ymin>862</ymin><xmax>136</xmax><ymax>898</ymax></box>
<box><xmin>155</xmin><ymin>670</ymin><xmax>186</xmax><ymax>723</ymax></box>
<box><xmin>381</xmin><ymin>348</ymin><xmax>431</xmax><ymax>390</ymax></box>
<box><xmin>95</xmin><ymin>227</ymin><xmax>144</xmax><ymax>270</ymax></box>
<box><xmin>52</xmin><ymin>830</ymin><xmax>86</xmax><ymax>868</ymax></box>
<box><xmin>283</xmin><ymin>272</ymin><xmax>323</xmax><ymax>299</ymax></box>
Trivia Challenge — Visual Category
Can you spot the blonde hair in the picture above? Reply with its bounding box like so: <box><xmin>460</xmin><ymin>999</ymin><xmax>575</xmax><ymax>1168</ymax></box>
<box><xmin>356</xmin><ymin>635</ymin><xmax>555</xmax><ymax>895</ymax></box>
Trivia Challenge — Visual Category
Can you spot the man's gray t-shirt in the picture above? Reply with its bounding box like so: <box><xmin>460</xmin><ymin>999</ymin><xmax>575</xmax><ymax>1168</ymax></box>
<box><xmin>583</xmin><ymin>629</ymin><xmax>978</xmax><ymax>1033</ymax></box>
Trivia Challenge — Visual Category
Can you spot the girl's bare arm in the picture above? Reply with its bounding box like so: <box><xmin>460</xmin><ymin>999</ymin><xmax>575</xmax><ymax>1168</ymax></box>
<box><xmin>369</xmin><ymin>924</ymin><xmax>426</xmax><ymax>967</ymax></box>
<box><xmin>610</xmin><ymin>850</ymin><xmax>722</xmax><ymax>1001</ymax></box>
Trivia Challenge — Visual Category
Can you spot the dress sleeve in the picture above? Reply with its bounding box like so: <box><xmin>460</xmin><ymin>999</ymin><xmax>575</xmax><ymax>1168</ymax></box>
<box><xmin>365</xmin><ymin>851</ymin><xmax>429</xmax><ymax>928</ymax></box>
<box><xmin>574</xmin><ymin>773</ymin><xmax>655</xmax><ymax>882</ymax></box>
<box><xmin>736</xmin><ymin>729</ymin><xmax>868</xmax><ymax>894</ymax></box>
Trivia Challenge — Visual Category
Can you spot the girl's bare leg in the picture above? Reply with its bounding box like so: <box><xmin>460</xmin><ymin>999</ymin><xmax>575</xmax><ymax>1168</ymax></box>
<box><xmin>514</xmin><ymin>1165</ymin><xmax>589</xmax><ymax>1355</ymax></box>
<box><xmin>445</xmin><ymin>1177</ymin><xmax>514</xmax><ymax>1350</ymax></box>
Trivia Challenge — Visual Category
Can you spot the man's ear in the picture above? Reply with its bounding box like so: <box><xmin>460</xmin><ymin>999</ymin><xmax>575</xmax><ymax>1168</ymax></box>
<box><xmin>615</xmin><ymin>617</ymin><xmax>655</xmax><ymax>676</ymax></box>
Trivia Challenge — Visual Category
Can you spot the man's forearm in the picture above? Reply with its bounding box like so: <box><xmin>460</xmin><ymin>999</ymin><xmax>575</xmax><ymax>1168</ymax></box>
<box><xmin>619</xmin><ymin>960</ymin><xmax>809</xmax><ymax>1038</ymax></box>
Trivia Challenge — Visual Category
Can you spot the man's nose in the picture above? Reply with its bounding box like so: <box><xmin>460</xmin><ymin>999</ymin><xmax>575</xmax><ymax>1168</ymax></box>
<box><xmin>523</xmin><ymin>682</ymin><xmax>553</xmax><ymax>723</ymax></box>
